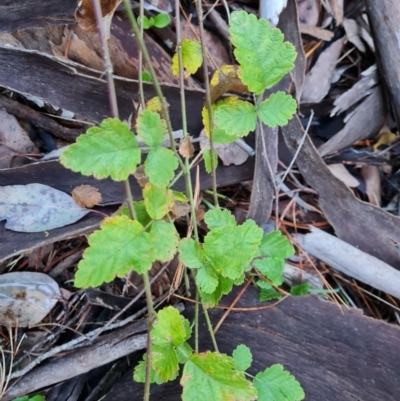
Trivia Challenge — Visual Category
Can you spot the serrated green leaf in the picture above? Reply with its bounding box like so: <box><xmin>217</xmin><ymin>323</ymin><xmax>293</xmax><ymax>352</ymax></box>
<box><xmin>202</xmin><ymin>104</ymin><xmax>238</xmax><ymax>144</ymax></box>
<box><xmin>256</xmin><ymin>280</ymin><xmax>282</xmax><ymax>302</ymax></box>
<box><xmin>74</xmin><ymin>216</ymin><xmax>153</xmax><ymax>287</ymax></box>
<box><xmin>229</xmin><ymin>11</ymin><xmax>296</xmax><ymax>94</ymax></box>
<box><xmin>214</xmin><ymin>100</ymin><xmax>257</xmax><ymax>138</ymax></box>
<box><xmin>60</xmin><ymin>118</ymin><xmax>140</xmax><ymax>181</ymax></box>
<box><xmin>134</xmin><ymin>355</ymin><xmax>163</xmax><ymax>384</ymax></box>
<box><xmin>204</xmin><ymin>208</ymin><xmax>236</xmax><ymax>230</ymax></box>
<box><xmin>143</xmin><ymin>183</ymin><xmax>174</xmax><ymax>220</ymax></box>
<box><xmin>200</xmin><ymin>276</ymin><xmax>235</xmax><ymax>307</ymax></box>
<box><xmin>172</xmin><ymin>39</ymin><xmax>203</xmax><ymax>77</ymax></box>
<box><xmin>151</xmin><ymin>343</ymin><xmax>180</xmax><ymax>382</ymax></box>
<box><xmin>154</xmin><ymin>13</ymin><xmax>171</xmax><ymax>28</ymax></box>
<box><xmin>136</xmin><ymin>109</ymin><xmax>166</xmax><ymax>148</ymax></box>
<box><xmin>203</xmin><ymin>219</ymin><xmax>263</xmax><ymax>280</ymax></box>
<box><xmin>196</xmin><ymin>265</ymin><xmax>219</xmax><ymax>294</ymax></box>
<box><xmin>118</xmin><ymin>201</ymin><xmax>152</xmax><ymax>228</ymax></box>
<box><xmin>149</xmin><ymin>220</ymin><xmax>179</xmax><ymax>262</ymax></box>
<box><xmin>203</xmin><ymin>149</ymin><xmax>218</xmax><ymax>173</ymax></box>
<box><xmin>178</xmin><ymin>238</ymin><xmax>205</xmax><ymax>269</ymax></box>
<box><xmin>254</xmin><ymin>364</ymin><xmax>305</xmax><ymax>401</ymax></box>
<box><xmin>152</xmin><ymin>306</ymin><xmax>190</xmax><ymax>346</ymax></box>
<box><xmin>290</xmin><ymin>283</ymin><xmax>310</xmax><ymax>296</ymax></box>
<box><xmin>176</xmin><ymin>341</ymin><xmax>193</xmax><ymax>364</ymax></box>
<box><xmin>256</xmin><ymin>92</ymin><xmax>297</xmax><ymax>128</ymax></box>
<box><xmin>181</xmin><ymin>352</ymin><xmax>257</xmax><ymax>401</ymax></box>
<box><xmin>233</xmin><ymin>344</ymin><xmax>253</xmax><ymax>372</ymax></box>
<box><xmin>260</xmin><ymin>230</ymin><xmax>295</xmax><ymax>258</ymax></box>
<box><xmin>145</xmin><ymin>147</ymin><xmax>178</xmax><ymax>186</ymax></box>
<box><xmin>254</xmin><ymin>257</ymin><xmax>285</xmax><ymax>286</ymax></box>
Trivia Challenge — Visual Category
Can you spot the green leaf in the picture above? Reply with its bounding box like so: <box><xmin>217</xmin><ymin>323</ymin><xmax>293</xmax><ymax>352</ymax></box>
<box><xmin>259</xmin><ymin>230</ymin><xmax>295</xmax><ymax>258</ymax></box>
<box><xmin>151</xmin><ymin>343</ymin><xmax>180</xmax><ymax>382</ymax></box>
<box><xmin>143</xmin><ymin>183</ymin><xmax>174</xmax><ymax>220</ymax></box>
<box><xmin>203</xmin><ymin>219</ymin><xmax>263</xmax><ymax>280</ymax></box>
<box><xmin>204</xmin><ymin>208</ymin><xmax>236</xmax><ymax>230</ymax></box>
<box><xmin>60</xmin><ymin>118</ymin><xmax>140</xmax><ymax>181</ymax></box>
<box><xmin>74</xmin><ymin>216</ymin><xmax>153</xmax><ymax>288</ymax></box>
<box><xmin>290</xmin><ymin>283</ymin><xmax>310</xmax><ymax>296</ymax></box>
<box><xmin>152</xmin><ymin>306</ymin><xmax>190</xmax><ymax>346</ymax></box>
<box><xmin>256</xmin><ymin>92</ymin><xmax>297</xmax><ymax>128</ymax></box>
<box><xmin>178</xmin><ymin>238</ymin><xmax>205</xmax><ymax>269</ymax></box>
<box><xmin>200</xmin><ymin>275</ymin><xmax>235</xmax><ymax>307</ymax></box>
<box><xmin>254</xmin><ymin>257</ymin><xmax>285</xmax><ymax>286</ymax></box>
<box><xmin>176</xmin><ymin>341</ymin><xmax>193</xmax><ymax>364</ymax></box>
<box><xmin>141</xmin><ymin>71</ymin><xmax>152</xmax><ymax>82</ymax></box>
<box><xmin>133</xmin><ymin>355</ymin><xmax>163</xmax><ymax>384</ymax></box>
<box><xmin>154</xmin><ymin>13</ymin><xmax>171</xmax><ymax>28</ymax></box>
<box><xmin>202</xmin><ymin>103</ymin><xmax>238</xmax><ymax>144</ymax></box>
<box><xmin>181</xmin><ymin>352</ymin><xmax>257</xmax><ymax>401</ymax></box>
<box><xmin>229</xmin><ymin>11</ymin><xmax>296</xmax><ymax>94</ymax></box>
<box><xmin>256</xmin><ymin>280</ymin><xmax>282</xmax><ymax>302</ymax></box>
<box><xmin>149</xmin><ymin>220</ymin><xmax>179</xmax><ymax>262</ymax></box>
<box><xmin>233</xmin><ymin>344</ymin><xmax>252</xmax><ymax>372</ymax></box>
<box><xmin>254</xmin><ymin>364</ymin><xmax>305</xmax><ymax>401</ymax></box>
<box><xmin>203</xmin><ymin>149</ymin><xmax>218</xmax><ymax>174</ymax></box>
<box><xmin>136</xmin><ymin>109</ymin><xmax>166</xmax><ymax>148</ymax></box>
<box><xmin>118</xmin><ymin>201</ymin><xmax>152</xmax><ymax>228</ymax></box>
<box><xmin>145</xmin><ymin>147</ymin><xmax>178</xmax><ymax>186</ymax></box>
<box><xmin>196</xmin><ymin>264</ymin><xmax>219</xmax><ymax>294</ymax></box>
<box><xmin>214</xmin><ymin>100</ymin><xmax>257</xmax><ymax>138</ymax></box>
<box><xmin>172</xmin><ymin>39</ymin><xmax>203</xmax><ymax>77</ymax></box>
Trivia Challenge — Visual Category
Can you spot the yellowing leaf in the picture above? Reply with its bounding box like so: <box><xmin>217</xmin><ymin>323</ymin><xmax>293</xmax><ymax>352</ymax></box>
<box><xmin>172</xmin><ymin>39</ymin><xmax>203</xmax><ymax>78</ymax></box>
<box><xmin>229</xmin><ymin>11</ymin><xmax>296</xmax><ymax>94</ymax></box>
<box><xmin>74</xmin><ymin>216</ymin><xmax>154</xmax><ymax>288</ymax></box>
<box><xmin>60</xmin><ymin>118</ymin><xmax>140</xmax><ymax>181</ymax></box>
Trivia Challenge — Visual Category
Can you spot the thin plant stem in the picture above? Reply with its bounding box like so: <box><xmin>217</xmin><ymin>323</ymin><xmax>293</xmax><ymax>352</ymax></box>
<box><xmin>202</xmin><ymin>303</ymin><xmax>219</xmax><ymax>352</ymax></box>
<box><xmin>138</xmin><ymin>0</ymin><xmax>145</xmax><ymax>107</ymax></box>
<box><xmin>195</xmin><ymin>289</ymin><xmax>199</xmax><ymax>353</ymax></box>
<box><xmin>122</xmin><ymin>0</ymin><xmax>186</xmax><ymax>172</ymax></box>
<box><xmin>195</xmin><ymin>0</ymin><xmax>219</xmax><ymax>208</ymax></box>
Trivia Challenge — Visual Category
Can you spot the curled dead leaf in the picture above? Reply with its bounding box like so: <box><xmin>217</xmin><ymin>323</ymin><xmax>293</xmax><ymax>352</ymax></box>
<box><xmin>179</xmin><ymin>136</ymin><xmax>194</xmax><ymax>158</ymax></box>
<box><xmin>72</xmin><ymin>185</ymin><xmax>102</xmax><ymax>208</ymax></box>
<box><xmin>133</xmin><ymin>164</ymin><xmax>149</xmax><ymax>187</ymax></box>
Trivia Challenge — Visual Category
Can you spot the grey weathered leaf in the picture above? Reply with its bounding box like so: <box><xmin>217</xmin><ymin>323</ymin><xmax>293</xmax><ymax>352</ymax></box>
<box><xmin>0</xmin><ymin>183</ymin><xmax>88</xmax><ymax>232</ymax></box>
<box><xmin>0</xmin><ymin>272</ymin><xmax>61</xmax><ymax>327</ymax></box>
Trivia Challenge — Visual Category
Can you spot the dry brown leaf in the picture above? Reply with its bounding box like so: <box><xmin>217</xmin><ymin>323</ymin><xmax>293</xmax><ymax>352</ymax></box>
<box><xmin>133</xmin><ymin>165</ymin><xmax>149</xmax><ymax>187</ymax></box>
<box><xmin>343</xmin><ymin>18</ymin><xmax>365</xmax><ymax>52</ymax></box>
<box><xmin>328</xmin><ymin>0</ymin><xmax>343</xmax><ymax>25</ymax></box>
<box><xmin>327</xmin><ymin>163</ymin><xmax>359</xmax><ymax>188</ymax></box>
<box><xmin>179</xmin><ymin>136</ymin><xmax>194</xmax><ymax>158</ymax></box>
<box><xmin>301</xmin><ymin>37</ymin><xmax>344</xmax><ymax>103</ymax></box>
<box><xmin>170</xmin><ymin>200</ymin><xmax>191</xmax><ymax>220</ymax></box>
<box><xmin>299</xmin><ymin>24</ymin><xmax>334</xmax><ymax>41</ymax></box>
<box><xmin>361</xmin><ymin>165</ymin><xmax>381</xmax><ymax>206</ymax></box>
<box><xmin>75</xmin><ymin>0</ymin><xmax>122</xmax><ymax>40</ymax></box>
<box><xmin>72</xmin><ymin>185</ymin><xmax>102</xmax><ymax>208</ymax></box>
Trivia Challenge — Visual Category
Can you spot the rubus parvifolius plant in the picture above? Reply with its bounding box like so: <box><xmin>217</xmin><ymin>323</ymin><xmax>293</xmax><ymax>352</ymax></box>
<box><xmin>60</xmin><ymin>8</ymin><xmax>304</xmax><ymax>401</ymax></box>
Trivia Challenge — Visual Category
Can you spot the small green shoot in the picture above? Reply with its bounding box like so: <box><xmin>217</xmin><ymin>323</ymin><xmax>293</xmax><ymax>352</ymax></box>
<box><xmin>138</xmin><ymin>13</ymin><xmax>171</xmax><ymax>29</ymax></box>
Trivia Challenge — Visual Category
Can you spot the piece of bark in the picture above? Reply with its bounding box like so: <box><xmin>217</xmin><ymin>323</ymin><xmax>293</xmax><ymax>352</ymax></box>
<box><xmin>295</xmin><ymin>226</ymin><xmax>400</xmax><ymax>299</ymax></box>
<box><xmin>103</xmin><ymin>287</ymin><xmax>400</xmax><ymax>401</ymax></box>
<box><xmin>319</xmin><ymin>85</ymin><xmax>385</xmax><ymax>156</ymax></box>
<box><xmin>3</xmin><ymin>322</ymin><xmax>147</xmax><ymax>401</ymax></box>
<box><xmin>282</xmin><ymin>115</ymin><xmax>400</xmax><ymax>268</ymax></box>
<box><xmin>0</xmin><ymin>157</ymin><xmax>255</xmax><ymax>262</ymax></box>
<box><xmin>0</xmin><ymin>46</ymin><xmax>205</xmax><ymax>133</ymax></box>
<box><xmin>366</xmin><ymin>1</ymin><xmax>400</xmax><ymax>128</ymax></box>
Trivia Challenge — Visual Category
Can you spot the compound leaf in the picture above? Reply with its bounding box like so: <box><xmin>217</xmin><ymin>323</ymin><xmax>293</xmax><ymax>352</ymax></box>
<box><xmin>256</xmin><ymin>92</ymin><xmax>297</xmax><ymax>128</ymax></box>
<box><xmin>254</xmin><ymin>364</ymin><xmax>305</xmax><ymax>401</ymax></box>
<box><xmin>136</xmin><ymin>109</ymin><xmax>166</xmax><ymax>148</ymax></box>
<box><xmin>178</xmin><ymin>238</ymin><xmax>205</xmax><ymax>269</ymax></box>
<box><xmin>60</xmin><ymin>118</ymin><xmax>140</xmax><ymax>181</ymax></box>
<box><xmin>172</xmin><ymin>39</ymin><xmax>202</xmax><ymax>77</ymax></box>
<box><xmin>74</xmin><ymin>216</ymin><xmax>153</xmax><ymax>288</ymax></box>
<box><xmin>143</xmin><ymin>183</ymin><xmax>174</xmax><ymax>220</ymax></box>
<box><xmin>254</xmin><ymin>257</ymin><xmax>285</xmax><ymax>286</ymax></box>
<box><xmin>145</xmin><ymin>147</ymin><xmax>178</xmax><ymax>186</ymax></box>
<box><xmin>259</xmin><ymin>230</ymin><xmax>295</xmax><ymax>258</ymax></box>
<box><xmin>214</xmin><ymin>99</ymin><xmax>257</xmax><ymax>138</ymax></box>
<box><xmin>233</xmin><ymin>344</ymin><xmax>253</xmax><ymax>372</ymax></box>
<box><xmin>229</xmin><ymin>11</ymin><xmax>296</xmax><ymax>94</ymax></box>
<box><xmin>204</xmin><ymin>208</ymin><xmax>236</xmax><ymax>230</ymax></box>
<box><xmin>149</xmin><ymin>220</ymin><xmax>179</xmax><ymax>262</ymax></box>
<box><xmin>181</xmin><ymin>352</ymin><xmax>257</xmax><ymax>401</ymax></box>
